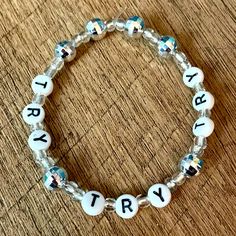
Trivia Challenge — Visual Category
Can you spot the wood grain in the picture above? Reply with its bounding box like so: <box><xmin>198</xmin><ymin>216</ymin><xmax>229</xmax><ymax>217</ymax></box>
<box><xmin>0</xmin><ymin>0</ymin><xmax>236</xmax><ymax>235</ymax></box>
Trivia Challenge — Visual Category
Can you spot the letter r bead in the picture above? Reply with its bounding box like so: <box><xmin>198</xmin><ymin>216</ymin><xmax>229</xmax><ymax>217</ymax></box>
<box><xmin>115</xmin><ymin>194</ymin><xmax>139</xmax><ymax>219</ymax></box>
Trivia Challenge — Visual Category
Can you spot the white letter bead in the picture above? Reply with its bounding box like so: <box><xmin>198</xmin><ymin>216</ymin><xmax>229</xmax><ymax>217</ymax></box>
<box><xmin>148</xmin><ymin>184</ymin><xmax>171</xmax><ymax>208</ymax></box>
<box><xmin>81</xmin><ymin>191</ymin><xmax>105</xmax><ymax>216</ymax></box>
<box><xmin>115</xmin><ymin>194</ymin><xmax>139</xmax><ymax>219</ymax></box>
<box><xmin>183</xmin><ymin>67</ymin><xmax>204</xmax><ymax>88</ymax></box>
<box><xmin>28</xmin><ymin>130</ymin><xmax>51</xmax><ymax>151</ymax></box>
<box><xmin>192</xmin><ymin>91</ymin><xmax>214</xmax><ymax>111</ymax></box>
<box><xmin>31</xmin><ymin>75</ymin><xmax>53</xmax><ymax>96</ymax></box>
<box><xmin>193</xmin><ymin>117</ymin><xmax>214</xmax><ymax>137</ymax></box>
<box><xmin>22</xmin><ymin>103</ymin><xmax>45</xmax><ymax>125</ymax></box>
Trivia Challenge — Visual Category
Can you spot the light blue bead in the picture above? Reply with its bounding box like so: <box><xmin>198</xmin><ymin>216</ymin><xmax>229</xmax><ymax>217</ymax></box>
<box><xmin>85</xmin><ymin>18</ymin><xmax>106</xmax><ymax>40</ymax></box>
<box><xmin>43</xmin><ymin>166</ymin><xmax>67</xmax><ymax>190</ymax></box>
<box><xmin>180</xmin><ymin>154</ymin><xmax>203</xmax><ymax>177</ymax></box>
<box><xmin>124</xmin><ymin>16</ymin><xmax>145</xmax><ymax>38</ymax></box>
<box><xmin>158</xmin><ymin>36</ymin><xmax>177</xmax><ymax>56</ymax></box>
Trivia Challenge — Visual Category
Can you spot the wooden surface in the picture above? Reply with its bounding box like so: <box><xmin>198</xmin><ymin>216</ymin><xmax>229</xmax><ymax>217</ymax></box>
<box><xmin>0</xmin><ymin>0</ymin><xmax>236</xmax><ymax>235</ymax></box>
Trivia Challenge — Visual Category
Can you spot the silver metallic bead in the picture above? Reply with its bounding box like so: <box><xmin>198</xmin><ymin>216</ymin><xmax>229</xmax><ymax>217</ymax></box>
<box><xmin>115</xmin><ymin>18</ymin><xmax>126</xmax><ymax>31</ymax></box>
<box><xmin>105</xmin><ymin>19</ymin><xmax>116</xmax><ymax>32</ymax></box>
<box><xmin>54</xmin><ymin>40</ymin><xmax>76</xmax><ymax>62</ymax></box>
<box><xmin>104</xmin><ymin>198</ymin><xmax>116</xmax><ymax>212</ymax></box>
<box><xmin>180</xmin><ymin>154</ymin><xmax>204</xmax><ymax>178</ymax></box>
<box><xmin>136</xmin><ymin>194</ymin><xmax>150</xmax><ymax>208</ymax></box>
<box><xmin>158</xmin><ymin>36</ymin><xmax>177</xmax><ymax>57</ymax></box>
<box><xmin>85</xmin><ymin>18</ymin><xmax>106</xmax><ymax>40</ymax></box>
<box><xmin>32</xmin><ymin>94</ymin><xmax>46</xmax><ymax>105</ymax></box>
<box><xmin>124</xmin><ymin>16</ymin><xmax>145</xmax><ymax>38</ymax></box>
<box><xmin>43</xmin><ymin>166</ymin><xmax>67</xmax><ymax>190</ymax></box>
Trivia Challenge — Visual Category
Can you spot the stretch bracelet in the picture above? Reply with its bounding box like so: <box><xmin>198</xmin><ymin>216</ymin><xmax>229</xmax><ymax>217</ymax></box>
<box><xmin>22</xmin><ymin>15</ymin><xmax>215</xmax><ymax>219</ymax></box>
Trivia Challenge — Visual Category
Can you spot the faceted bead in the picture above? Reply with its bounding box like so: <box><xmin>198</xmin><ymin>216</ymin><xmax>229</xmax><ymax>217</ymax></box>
<box><xmin>124</xmin><ymin>16</ymin><xmax>145</xmax><ymax>38</ymax></box>
<box><xmin>148</xmin><ymin>184</ymin><xmax>171</xmax><ymax>208</ymax></box>
<box><xmin>81</xmin><ymin>191</ymin><xmax>105</xmax><ymax>216</ymax></box>
<box><xmin>85</xmin><ymin>18</ymin><xmax>106</xmax><ymax>40</ymax></box>
<box><xmin>28</xmin><ymin>130</ymin><xmax>51</xmax><ymax>151</ymax></box>
<box><xmin>55</xmin><ymin>40</ymin><xmax>76</xmax><ymax>62</ymax></box>
<box><xmin>115</xmin><ymin>194</ymin><xmax>139</xmax><ymax>219</ymax></box>
<box><xmin>22</xmin><ymin>103</ymin><xmax>45</xmax><ymax>125</ymax></box>
<box><xmin>180</xmin><ymin>154</ymin><xmax>203</xmax><ymax>177</ymax></box>
<box><xmin>158</xmin><ymin>36</ymin><xmax>177</xmax><ymax>56</ymax></box>
<box><xmin>183</xmin><ymin>67</ymin><xmax>204</xmax><ymax>88</ymax></box>
<box><xmin>31</xmin><ymin>75</ymin><xmax>53</xmax><ymax>96</ymax></box>
<box><xmin>43</xmin><ymin>166</ymin><xmax>67</xmax><ymax>190</ymax></box>
<box><xmin>192</xmin><ymin>91</ymin><xmax>215</xmax><ymax>112</ymax></box>
<box><xmin>193</xmin><ymin>117</ymin><xmax>214</xmax><ymax>137</ymax></box>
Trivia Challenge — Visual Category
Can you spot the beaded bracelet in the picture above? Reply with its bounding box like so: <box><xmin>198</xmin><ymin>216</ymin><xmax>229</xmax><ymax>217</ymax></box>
<box><xmin>22</xmin><ymin>15</ymin><xmax>215</xmax><ymax>219</ymax></box>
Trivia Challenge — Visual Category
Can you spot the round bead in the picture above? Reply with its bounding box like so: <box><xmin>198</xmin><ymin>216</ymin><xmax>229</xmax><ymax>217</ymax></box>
<box><xmin>193</xmin><ymin>117</ymin><xmax>214</xmax><ymax>137</ymax></box>
<box><xmin>183</xmin><ymin>67</ymin><xmax>204</xmax><ymax>88</ymax></box>
<box><xmin>31</xmin><ymin>75</ymin><xmax>53</xmax><ymax>96</ymax></box>
<box><xmin>115</xmin><ymin>18</ymin><xmax>126</xmax><ymax>31</ymax></box>
<box><xmin>115</xmin><ymin>194</ymin><xmax>139</xmax><ymax>219</ymax></box>
<box><xmin>192</xmin><ymin>91</ymin><xmax>214</xmax><ymax>111</ymax></box>
<box><xmin>22</xmin><ymin>103</ymin><xmax>45</xmax><ymax>125</ymax></box>
<box><xmin>85</xmin><ymin>18</ymin><xmax>106</xmax><ymax>40</ymax></box>
<box><xmin>180</xmin><ymin>154</ymin><xmax>203</xmax><ymax>177</ymax></box>
<box><xmin>124</xmin><ymin>16</ymin><xmax>145</xmax><ymax>38</ymax></box>
<box><xmin>28</xmin><ymin>130</ymin><xmax>51</xmax><ymax>151</ymax></box>
<box><xmin>148</xmin><ymin>184</ymin><xmax>171</xmax><ymax>208</ymax></box>
<box><xmin>43</xmin><ymin>166</ymin><xmax>67</xmax><ymax>190</ymax></box>
<box><xmin>105</xmin><ymin>19</ymin><xmax>116</xmax><ymax>32</ymax></box>
<box><xmin>54</xmin><ymin>40</ymin><xmax>76</xmax><ymax>62</ymax></box>
<box><xmin>158</xmin><ymin>36</ymin><xmax>177</xmax><ymax>56</ymax></box>
<box><xmin>81</xmin><ymin>191</ymin><xmax>105</xmax><ymax>216</ymax></box>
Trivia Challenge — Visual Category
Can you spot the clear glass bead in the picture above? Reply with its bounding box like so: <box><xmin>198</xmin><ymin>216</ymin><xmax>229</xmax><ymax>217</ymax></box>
<box><xmin>39</xmin><ymin>156</ymin><xmax>55</xmax><ymax>170</ymax></box>
<box><xmin>51</xmin><ymin>57</ymin><xmax>65</xmax><ymax>70</ymax></box>
<box><xmin>193</xmin><ymin>82</ymin><xmax>205</xmax><ymax>92</ymax></box>
<box><xmin>105</xmin><ymin>19</ymin><xmax>116</xmax><ymax>32</ymax></box>
<box><xmin>178</xmin><ymin>61</ymin><xmax>192</xmax><ymax>72</ymax></box>
<box><xmin>136</xmin><ymin>194</ymin><xmax>150</xmax><ymax>208</ymax></box>
<box><xmin>171</xmin><ymin>172</ymin><xmax>187</xmax><ymax>186</ymax></box>
<box><xmin>30</xmin><ymin>122</ymin><xmax>44</xmax><ymax>131</ymax></box>
<box><xmin>199</xmin><ymin>109</ymin><xmax>211</xmax><ymax>118</ymax></box>
<box><xmin>104</xmin><ymin>198</ymin><xmax>116</xmax><ymax>212</ymax></box>
<box><xmin>173</xmin><ymin>51</ymin><xmax>187</xmax><ymax>63</ymax></box>
<box><xmin>71</xmin><ymin>34</ymin><xmax>84</xmax><ymax>48</ymax></box>
<box><xmin>164</xmin><ymin>177</ymin><xmax>178</xmax><ymax>192</ymax></box>
<box><xmin>32</xmin><ymin>94</ymin><xmax>46</xmax><ymax>105</ymax></box>
<box><xmin>78</xmin><ymin>31</ymin><xmax>91</xmax><ymax>43</ymax></box>
<box><xmin>115</xmin><ymin>18</ymin><xmax>125</xmax><ymax>31</ymax></box>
